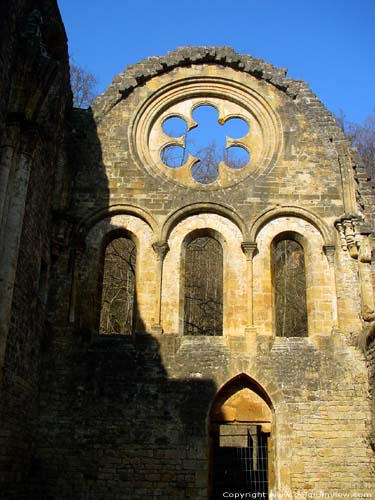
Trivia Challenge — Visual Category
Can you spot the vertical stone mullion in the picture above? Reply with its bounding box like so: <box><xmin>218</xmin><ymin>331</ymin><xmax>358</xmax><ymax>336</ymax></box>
<box><xmin>323</xmin><ymin>245</ymin><xmax>339</xmax><ymax>331</ymax></box>
<box><xmin>152</xmin><ymin>241</ymin><xmax>169</xmax><ymax>334</ymax></box>
<box><xmin>241</xmin><ymin>242</ymin><xmax>257</xmax><ymax>330</ymax></box>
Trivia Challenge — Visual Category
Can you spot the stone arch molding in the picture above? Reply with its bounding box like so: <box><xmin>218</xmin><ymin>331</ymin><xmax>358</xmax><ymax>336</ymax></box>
<box><xmin>161</xmin><ymin>202</ymin><xmax>249</xmax><ymax>243</ymax></box>
<box><xmin>74</xmin><ymin>211</ymin><xmax>158</xmax><ymax>334</ymax></box>
<box><xmin>161</xmin><ymin>212</ymin><xmax>247</xmax><ymax>335</ymax></box>
<box><xmin>253</xmin><ymin>213</ymin><xmax>336</xmax><ymax>338</ymax></box>
<box><xmin>210</xmin><ymin>372</ymin><xmax>277</xmax><ymax>414</ymax></box>
<box><xmin>249</xmin><ymin>205</ymin><xmax>334</xmax><ymax>246</ymax></box>
<box><xmin>76</xmin><ymin>204</ymin><xmax>159</xmax><ymax>242</ymax></box>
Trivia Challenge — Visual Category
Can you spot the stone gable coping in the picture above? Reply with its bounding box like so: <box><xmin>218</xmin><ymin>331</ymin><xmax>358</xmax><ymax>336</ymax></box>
<box><xmin>91</xmin><ymin>47</ymin><xmax>347</xmax><ymax>145</ymax></box>
<box><xmin>92</xmin><ymin>46</ymin><xmax>296</xmax><ymax>120</ymax></box>
<box><xmin>89</xmin><ymin>46</ymin><xmax>372</xmax><ymax>216</ymax></box>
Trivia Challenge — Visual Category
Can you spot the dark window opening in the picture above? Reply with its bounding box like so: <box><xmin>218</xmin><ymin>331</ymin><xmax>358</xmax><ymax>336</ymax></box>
<box><xmin>274</xmin><ymin>238</ymin><xmax>308</xmax><ymax>337</ymax></box>
<box><xmin>211</xmin><ymin>424</ymin><xmax>269</xmax><ymax>499</ymax></box>
<box><xmin>99</xmin><ymin>237</ymin><xmax>136</xmax><ymax>335</ymax></box>
<box><xmin>184</xmin><ymin>235</ymin><xmax>223</xmax><ymax>336</ymax></box>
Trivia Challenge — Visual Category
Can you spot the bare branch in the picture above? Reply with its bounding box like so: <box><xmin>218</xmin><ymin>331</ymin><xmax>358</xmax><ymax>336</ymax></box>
<box><xmin>70</xmin><ymin>61</ymin><xmax>98</xmax><ymax>109</ymax></box>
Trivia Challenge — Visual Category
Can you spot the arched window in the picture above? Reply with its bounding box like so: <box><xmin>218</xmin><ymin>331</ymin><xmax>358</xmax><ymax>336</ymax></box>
<box><xmin>183</xmin><ymin>233</ymin><xmax>223</xmax><ymax>336</ymax></box>
<box><xmin>99</xmin><ymin>236</ymin><xmax>136</xmax><ymax>335</ymax></box>
<box><xmin>273</xmin><ymin>235</ymin><xmax>308</xmax><ymax>337</ymax></box>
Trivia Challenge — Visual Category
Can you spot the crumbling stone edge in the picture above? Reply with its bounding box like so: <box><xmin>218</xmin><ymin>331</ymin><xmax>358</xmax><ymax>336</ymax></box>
<box><xmin>92</xmin><ymin>46</ymin><xmax>305</xmax><ymax>120</ymax></box>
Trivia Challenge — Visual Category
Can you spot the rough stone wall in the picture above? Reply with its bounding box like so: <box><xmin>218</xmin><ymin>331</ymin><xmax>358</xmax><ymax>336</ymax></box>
<box><xmin>0</xmin><ymin>10</ymin><xmax>374</xmax><ymax>495</ymax></box>
<box><xmin>29</xmin><ymin>49</ymin><xmax>375</xmax><ymax>499</ymax></box>
<box><xmin>353</xmin><ymin>119</ymin><xmax>375</xmax><ymax>448</ymax></box>
<box><xmin>0</xmin><ymin>1</ymin><xmax>71</xmax><ymax>498</ymax></box>
<box><xmin>33</xmin><ymin>333</ymin><xmax>375</xmax><ymax>499</ymax></box>
<box><xmin>367</xmin><ymin>334</ymin><xmax>375</xmax><ymax>451</ymax></box>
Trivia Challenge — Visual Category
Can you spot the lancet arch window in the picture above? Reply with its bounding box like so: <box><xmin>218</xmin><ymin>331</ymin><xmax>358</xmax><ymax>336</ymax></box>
<box><xmin>272</xmin><ymin>232</ymin><xmax>308</xmax><ymax>337</ymax></box>
<box><xmin>99</xmin><ymin>231</ymin><xmax>137</xmax><ymax>335</ymax></box>
<box><xmin>209</xmin><ymin>375</ymin><xmax>274</xmax><ymax>499</ymax></box>
<box><xmin>182</xmin><ymin>229</ymin><xmax>224</xmax><ymax>336</ymax></box>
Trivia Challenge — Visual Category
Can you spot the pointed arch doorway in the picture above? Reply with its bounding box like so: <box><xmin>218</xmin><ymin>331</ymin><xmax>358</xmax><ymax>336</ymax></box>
<box><xmin>209</xmin><ymin>375</ymin><xmax>274</xmax><ymax>499</ymax></box>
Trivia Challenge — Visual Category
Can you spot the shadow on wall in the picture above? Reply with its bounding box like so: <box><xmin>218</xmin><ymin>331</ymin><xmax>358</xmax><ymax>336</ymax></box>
<box><xmin>31</xmin><ymin>332</ymin><xmax>217</xmax><ymax>499</ymax></box>
<box><xmin>30</xmin><ymin>105</ymin><xmax>218</xmax><ymax>499</ymax></box>
<box><xmin>0</xmin><ymin>2</ymin><xmax>71</xmax><ymax>498</ymax></box>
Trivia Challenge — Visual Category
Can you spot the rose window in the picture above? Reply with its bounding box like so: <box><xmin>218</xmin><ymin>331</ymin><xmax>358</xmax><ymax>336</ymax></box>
<box><xmin>159</xmin><ymin>104</ymin><xmax>250</xmax><ymax>185</ymax></box>
<box><xmin>130</xmin><ymin>72</ymin><xmax>282</xmax><ymax>190</ymax></box>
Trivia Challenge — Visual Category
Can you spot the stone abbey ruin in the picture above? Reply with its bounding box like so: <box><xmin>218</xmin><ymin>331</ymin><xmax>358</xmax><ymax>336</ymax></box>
<box><xmin>1</xmin><ymin>1</ymin><xmax>375</xmax><ymax>499</ymax></box>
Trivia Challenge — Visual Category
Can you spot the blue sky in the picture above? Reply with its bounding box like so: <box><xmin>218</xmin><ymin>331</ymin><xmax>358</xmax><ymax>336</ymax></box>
<box><xmin>58</xmin><ymin>0</ymin><xmax>374</xmax><ymax>123</ymax></box>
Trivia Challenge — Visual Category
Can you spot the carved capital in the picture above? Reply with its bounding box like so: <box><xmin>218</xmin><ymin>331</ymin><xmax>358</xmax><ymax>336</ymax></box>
<box><xmin>152</xmin><ymin>241</ymin><xmax>169</xmax><ymax>262</ymax></box>
<box><xmin>335</xmin><ymin>216</ymin><xmax>362</xmax><ymax>258</ymax></box>
<box><xmin>241</xmin><ymin>242</ymin><xmax>257</xmax><ymax>261</ymax></box>
<box><xmin>151</xmin><ymin>323</ymin><xmax>164</xmax><ymax>334</ymax></box>
<box><xmin>323</xmin><ymin>245</ymin><xmax>336</xmax><ymax>265</ymax></box>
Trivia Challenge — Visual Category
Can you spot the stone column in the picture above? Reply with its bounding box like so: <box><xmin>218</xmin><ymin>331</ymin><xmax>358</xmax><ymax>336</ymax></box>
<box><xmin>241</xmin><ymin>242</ymin><xmax>257</xmax><ymax>331</ymax></box>
<box><xmin>152</xmin><ymin>241</ymin><xmax>169</xmax><ymax>334</ymax></box>
<box><xmin>0</xmin><ymin>150</ymin><xmax>34</xmax><ymax>374</ymax></box>
<box><xmin>358</xmin><ymin>236</ymin><xmax>375</xmax><ymax>322</ymax></box>
<box><xmin>337</xmin><ymin>148</ymin><xmax>358</xmax><ymax>216</ymax></box>
<box><xmin>0</xmin><ymin>145</ymin><xmax>15</xmax><ymax>226</ymax></box>
<box><xmin>323</xmin><ymin>245</ymin><xmax>339</xmax><ymax>331</ymax></box>
<box><xmin>0</xmin><ymin>125</ymin><xmax>19</xmax><ymax>252</ymax></box>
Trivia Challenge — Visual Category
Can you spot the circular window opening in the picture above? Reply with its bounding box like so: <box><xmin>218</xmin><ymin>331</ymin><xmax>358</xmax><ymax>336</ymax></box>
<box><xmin>161</xmin><ymin>145</ymin><xmax>186</xmax><ymax>168</ymax></box>
<box><xmin>225</xmin><ymin>146</ymin><xmax>250</xmax><ymax>169</ymax></box>
<box><xmin>160</xmin><ymin>105</ymin><xmax>251</xmax><ymax>183</ymax></box>
<box><xmin>134</xmin><ymin>73</ymin><xmax>282</xmax><ymax>190</ymax></box>
<box><xmin>191</xmin><ymin>160</ymin><xmax>220</xmax><ymax>184</ymax></box>
<box><xmin>223</xmin><ymin>117</ymin><xmax>249</xmax><ymax>138</ymax></box>
<box><xmin>162</xmin><ymin>116</ymin><xmax>188</xmax><ymax>137</ymax></box>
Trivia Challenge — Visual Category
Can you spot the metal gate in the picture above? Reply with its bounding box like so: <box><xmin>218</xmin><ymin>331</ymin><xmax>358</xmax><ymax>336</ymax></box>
<box><xmin>211</xmin><ymin>424</ymin><xmax>269</xmax><ymax>499</ymax></box>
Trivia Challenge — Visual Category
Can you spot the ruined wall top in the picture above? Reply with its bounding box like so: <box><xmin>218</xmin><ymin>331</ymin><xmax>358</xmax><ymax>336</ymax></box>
<box><xmin>92</xmin><ymin>46</ymin><xmax>337</xmax><ymax>128</ymax></box>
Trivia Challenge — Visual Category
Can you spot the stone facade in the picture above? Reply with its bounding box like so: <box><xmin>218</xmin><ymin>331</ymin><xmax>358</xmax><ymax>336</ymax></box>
<box><xmin>1</xmin><ymin>2</ymin><xmax>375</xmax><ymax>499</ymax></box>
<box><xmin>0</xmin><ymin>1</ymin><xmax>71</xmax><ymax>499</ymax></box>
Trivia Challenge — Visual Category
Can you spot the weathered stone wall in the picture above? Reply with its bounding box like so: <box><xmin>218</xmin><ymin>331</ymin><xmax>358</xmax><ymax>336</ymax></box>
<box><xmin>30</xmin><ymin>48</ymin><xmax>375</xmax><ymax>499</ymax></box>
<box><xmin>0</xmin><ymin>1</ymin><xmax>71</xmax><ymax>498</ymax></box>
<box><xmin>0</xmin><ymin>9</ymin><xmax>374</xmax><ymax>495</ymax></box>
<box><xmin>32</xmin><ymin>331</ymin><xmax>375</xmax><ymax>500</ymax></box>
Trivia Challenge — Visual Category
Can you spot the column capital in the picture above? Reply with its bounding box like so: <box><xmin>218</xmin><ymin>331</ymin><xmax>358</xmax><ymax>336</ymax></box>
<box><xmin>152</xmin><ymin>241</ymin><xmax>169</xmax><ymax>262</ymax></box>
<box><xmin>241</xmin><ymin>241</ymin><xmax>257</xmax><ymax>261</ymax></box>
<box><xmin>323</xmin><ymin>244</ymin><xmax>336</xmax><ymax>265</ymax></box>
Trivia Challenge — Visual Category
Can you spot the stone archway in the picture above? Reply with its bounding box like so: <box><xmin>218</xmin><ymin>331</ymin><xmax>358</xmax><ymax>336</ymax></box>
<box><xmin>209</xmin><ymin>374</ymin><xmax>274</xmax><ymax>499</ymax></box>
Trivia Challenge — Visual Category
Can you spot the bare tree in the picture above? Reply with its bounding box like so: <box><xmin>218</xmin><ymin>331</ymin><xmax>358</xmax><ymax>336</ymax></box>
<box><xmin>184</xmin><ymin>236</ymin><xmax>223</xmax><ymax>335</ymax></box>
<box><xmin>99</xmin><ymin>238</ymin><xmax>136</xmax><ymax>335</ymax></box>
<box><xmin>274</xmin><ymin>239</ymin><xmax>308</xmax><ymax>337</ymax></box>
<box><xmin>70</xmin><ymin>61</ymin><xmax>97</xmax><ymax>108</ymax></box>
<box><xmin>191</xmin><ymin>141</ymin><xmax>222</xmax><ymax>184</ymax></box>
<box><xmin>348</xmin><ymin>113</ymin><xmax>375</xmax><ymax>174</ymax></box>
<box><xmin>337</xmin><ymin>111</ymin><xmax>375</xmax><ymax>174</ymax></box>
<box><xmin>161</xmin><ymin>140</ymin><xmax>248</xmax><ymax>184</ymax></box>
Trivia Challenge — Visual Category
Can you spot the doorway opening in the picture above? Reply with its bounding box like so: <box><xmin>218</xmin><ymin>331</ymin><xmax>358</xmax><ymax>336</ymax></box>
<box><xmin>209</xmin><ymin>375</ymin><xmax>274</xmax><ymax>499</ymax></box>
